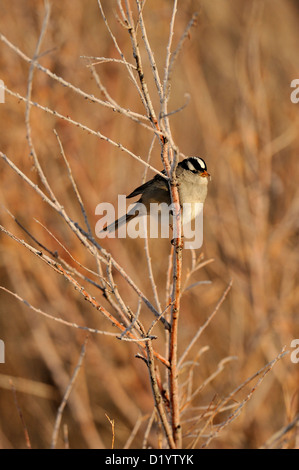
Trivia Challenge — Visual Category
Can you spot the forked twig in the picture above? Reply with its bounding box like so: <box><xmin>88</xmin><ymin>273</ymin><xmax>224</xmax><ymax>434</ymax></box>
<box><xmin>105</xmin><ymin>413</ymin><xmax>115</xmax><ymax>449</ymax></box>
<box><xmin>145</xmin><ymin>340</ymin><xmax>176</xmax><ymax>449</ymax></box>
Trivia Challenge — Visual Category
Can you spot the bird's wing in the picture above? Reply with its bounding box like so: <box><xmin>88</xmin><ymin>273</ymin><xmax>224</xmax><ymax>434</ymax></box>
<box><xmin>126</xmin><ymin>179</ymin><xmax>153</xmax><ymax>199</ymax></box>
<box><xmin>126</xmin><ymin>171</ymin><xmax>167</xmax><ymax>199</ymax></box>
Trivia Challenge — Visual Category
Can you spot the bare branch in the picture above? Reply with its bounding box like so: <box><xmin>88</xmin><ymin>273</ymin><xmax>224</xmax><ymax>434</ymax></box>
<box><xmin>136</xmin><ymin>0</ymin><xmax>163</xmax><ymax>99</ymax></box>
<box><xmin>0</xmin><ymin>287</ymin><xmax>119</xmax><ymax>337</ymax></box>
<box><xmin>0</xmin><ymin>31</ymin><xmax>151</xmax><ymax>126</ymax></box>
<box><xmin>145</xmin><ymin>340</ymin><xmax>176</xmax><ymax>449</ymax></box>
<box><xmin>2</xmin><ymin>89</ymin><xmax>166</xmax><ymax>178</ymax></box>
<box><xmin>25</xmin><ymin>1</ymin><xmax>55</xmax><ymax>202</ymax></box>
<box><xmin>81</xmin><ymin>55</ymin><xmax>137</xmax><ymax>69</ymax></box>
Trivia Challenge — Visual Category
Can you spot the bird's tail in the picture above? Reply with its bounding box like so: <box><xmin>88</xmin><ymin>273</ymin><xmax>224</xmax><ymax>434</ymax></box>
<box><xmin>102</xmin><ymin>212</ymin><xmax>137</xmax><ymax>233</ymax></box>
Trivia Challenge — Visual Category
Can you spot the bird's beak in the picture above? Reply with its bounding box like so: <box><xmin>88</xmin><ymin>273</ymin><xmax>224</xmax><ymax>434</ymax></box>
<box><xmin>200</xmin><ymin>170</ymin><xmax>210</xmax><ymax>178</ymax></box>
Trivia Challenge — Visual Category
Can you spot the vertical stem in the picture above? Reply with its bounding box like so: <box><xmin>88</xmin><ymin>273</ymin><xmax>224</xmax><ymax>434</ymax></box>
<box><xmin>160</xmin><ymin>139</ymin><xmax>182</xmax><ymax>448</ymax></box>
<box><xmin>124</xmin><ymin>0</ymin><xmax>183</xmax><ymax>447</ymax></box>
<box><xmin>169</xmin><ymin>215</ymin><xmax>183</xmax><ymax>448</ymax></box>
<box><xmin>164</xmin><ymin>141</ymin><xmax>183</xmax><ymax>448</ymax></box>
<box><xmin>145</xmin><ymin>341</ymin><xmax>176</xmax><ymax>449</ymax></box>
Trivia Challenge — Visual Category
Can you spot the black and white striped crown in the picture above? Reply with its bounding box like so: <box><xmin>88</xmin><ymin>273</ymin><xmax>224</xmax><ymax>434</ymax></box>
<box><xmin>180</xmin><ymin>157</ymin><xmax>207</xmax><ymax>173</ymax></box>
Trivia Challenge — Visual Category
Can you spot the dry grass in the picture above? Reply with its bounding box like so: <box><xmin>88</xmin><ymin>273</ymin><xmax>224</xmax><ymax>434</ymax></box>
<box><xmin>0</xmin><ymin>0</ymin><xmax>299</xmax><ymax>449</ymax></box>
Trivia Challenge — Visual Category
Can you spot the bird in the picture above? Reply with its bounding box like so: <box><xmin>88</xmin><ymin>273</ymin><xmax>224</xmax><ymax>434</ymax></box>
<box><xmin>102</xmin><ymin>156</ymin><xmax>210</xmax><ymax>233</ymax></box>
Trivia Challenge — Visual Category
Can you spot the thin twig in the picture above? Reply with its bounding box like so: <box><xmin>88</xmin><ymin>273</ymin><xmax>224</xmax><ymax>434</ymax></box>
<box><xmin>97</xmin><ymin>0</ymin><xmax>146</xmax><ymax>109</ymax></box>
<box><xmin>189</xmin><ymin>356</ymin><xmax>237</xmax><ymax>404</ymax></box>
<box><xmin>260</xmin><ymin>413</ymin><xmax>299</xmax><ymax>449</ymax></box>
<box><xmin>88</xmin><ymin>61</ymin><xmax>162</xmax><ymax>136</ymax></box>
<box><xmin>142</xmin><ymin>219</ymin><xmax>162</xmax><ymax>314</ymax></box>
<box><xmin>53</xmin><ymin>129</ymin><xmax>92</xmax><ymax>236</ymax></box>
<box><xmin>160</xmin><ymin>93</ymin><xmax>191</xmax><ymax>119</ymax></box>
<box><xmin>147</xmin><ymin>302</ymin><xmax>173</xmax><ymax>336</ymax></box>
<box><xmin>124</xmin><ymin>413</ymin><xmax>143</xmax><ymax>449</ymax></box>
<box><xmin>2</xmin><ymin>89</ymin><xmax>166</xmax><ymax>178</ymax></box>
<box><xmin>81</xmin><ymin>55</ymin><xmax>137</xmax><ymax>69</ymax></box>
<box><xmin>105</xmin><ymin>413</ymin><xmax>115</xmax><ymax>449</ymax></box>
<box><xmin>182</xmin><ymin>253</ymin><xmax>214</xmax><ymax>294</ymax></box>
<box><xmin>167</xmin><ymin>12</ymin><xmax>199</xmax><ymax>98</ymax></box>
<box><xmin>25</xmin><ymin>0</ymin><xmax>56</xmax><ymax>202</ymax></box>
<box><xmin>198</xmin><ymin>347</ymin><xmax>288</xmax><ymax>448</ymax></box>
<box><xmin>136</xmin><ymin>0</ymin><xmax>163</xmax><ymax>99</ymax></box>
<box><xmin>122</xmin><ymin>0</ymin><xmax>160</xmax><ymax>135</ymax></box>
<box><xmin>106</xmin><ymin>255</ymin><xmax>134</xmax><ymax>328</ymax></box>
<box><xmin>0</xmin><ymin>31</ymin><xmax>152</xmax><ymax>126</ymax></box>
<box><xmin>34</xmin><ymin>218</ymin><xmax>109</xmax><ymax>291</ymax></box>
<box><xmin>142</xmin><ymin>409</ymin><xmax>156</xmax><ymax>449</ymax></box>
<box><xmin>10</xmin><ymin>380</ymin><xmax>32</xmax><ymax>449</ymax></box>
<box><xmin>0</xmin><ymin>286</ymin><xmax>118</xmax><ymax>336</ymax></box>
<box><xmin>51</xmin><ymin>338</ymin><xmax>88</xmax><ymax>449</ymax></box>
<box><xmin>178</xmin><ymin>280</ymin><xmax>233</xmax><ymax>369</ymax></box>
<box><xmin>161</xmin><ymin>0</ymin><xmax>178</xmax><ymax>136</ymax></box>
<box><xmin>141</xmin><ymin>138</ymin><xmax>162</xmax><ymax>313</ymax></box>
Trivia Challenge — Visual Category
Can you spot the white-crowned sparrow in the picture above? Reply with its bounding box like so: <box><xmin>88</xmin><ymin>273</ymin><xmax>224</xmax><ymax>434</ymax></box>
<box><xmin>103</xmin><ymin>156</ymin><xmax>210</xmax><ymax>233</ymax></box>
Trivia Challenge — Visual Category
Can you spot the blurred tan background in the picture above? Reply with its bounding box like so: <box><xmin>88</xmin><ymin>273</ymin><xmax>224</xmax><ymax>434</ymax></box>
<box><xmin>0</xmin><ymin>0</ymin><xmax>299</xmax><ymax>449</ymax></box>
